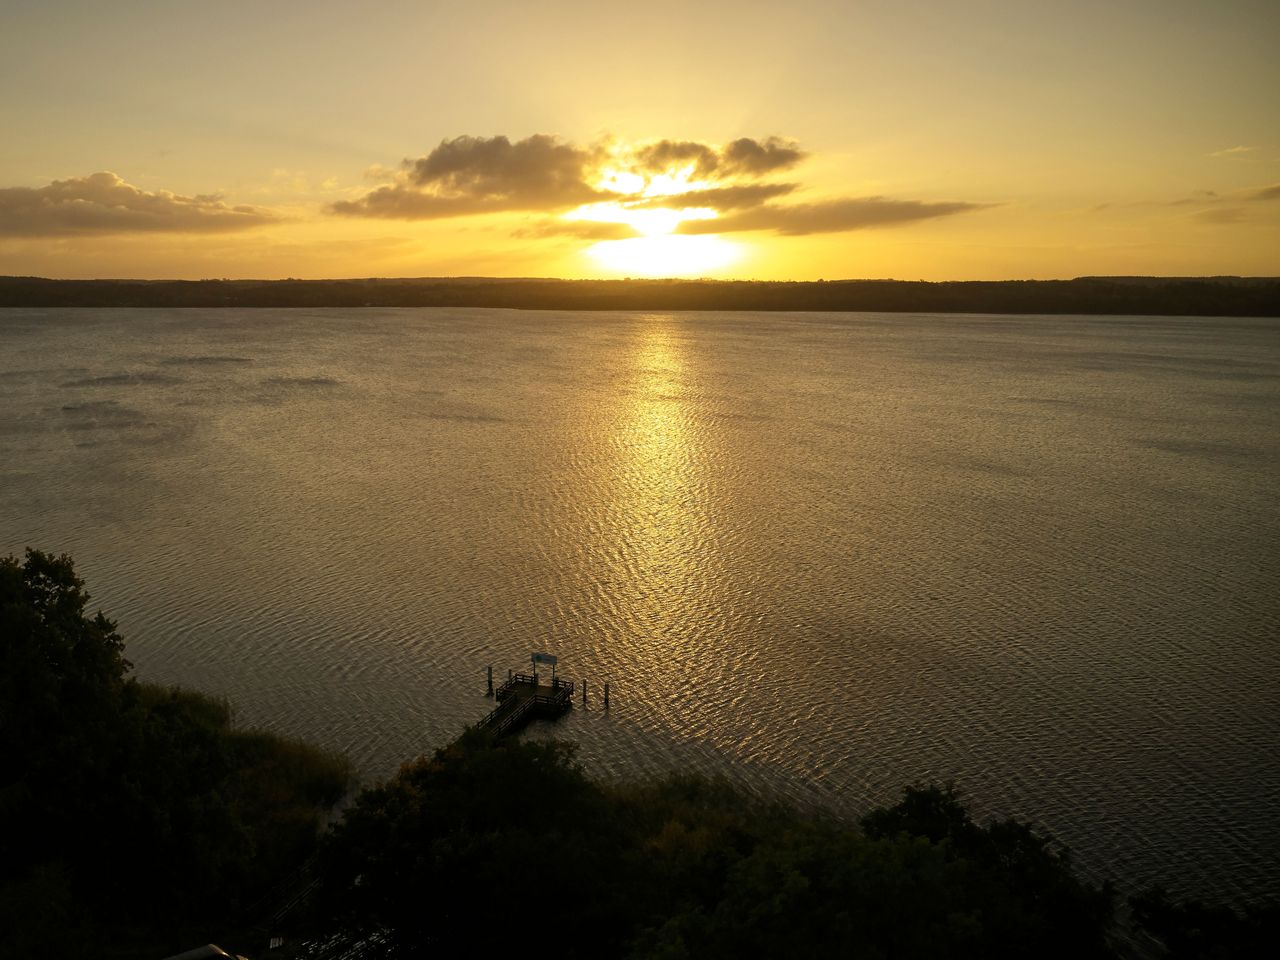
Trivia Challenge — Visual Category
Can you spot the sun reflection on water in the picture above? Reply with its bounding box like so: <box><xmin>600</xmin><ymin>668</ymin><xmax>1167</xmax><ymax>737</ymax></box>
<box><xmin>604</xmin><ymin>319</ymin><xmax>728</xmax><ymax>706</ymax></box>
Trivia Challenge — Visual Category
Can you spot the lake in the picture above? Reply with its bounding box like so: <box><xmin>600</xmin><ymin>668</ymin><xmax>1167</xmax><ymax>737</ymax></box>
<box><xmin>1</xmin><ymin>307</ymin><xmax>1276</xmax><ymax>901</ymax></box>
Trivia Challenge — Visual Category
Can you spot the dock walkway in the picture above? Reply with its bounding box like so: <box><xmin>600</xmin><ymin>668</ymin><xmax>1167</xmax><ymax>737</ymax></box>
<box><xmin>476</xmin><ymin>672</ymin><xmax>574</xmax><ymax>738</ymax></box>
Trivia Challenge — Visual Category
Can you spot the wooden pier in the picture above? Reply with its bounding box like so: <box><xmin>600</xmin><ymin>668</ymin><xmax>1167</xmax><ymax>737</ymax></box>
<box><xmin>476</xmin><ymin>672</ymin><xmax>575</xmax><ymax>738</ymax></box>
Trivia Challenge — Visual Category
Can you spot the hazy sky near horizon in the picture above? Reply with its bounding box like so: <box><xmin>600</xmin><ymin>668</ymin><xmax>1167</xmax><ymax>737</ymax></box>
<box><xmin>1</xmin><ymin>0</ymin><xmax>1277</xmax><ymax>280</ymax></box>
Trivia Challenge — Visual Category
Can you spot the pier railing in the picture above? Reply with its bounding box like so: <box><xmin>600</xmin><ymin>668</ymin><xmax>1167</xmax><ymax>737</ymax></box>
<box><xmin>478</xmin><ymin>674</ymin><xmax>575</xmax><ymax>738</ymax></box>
<box><xmin>496</xmin><ymin>674</ymin><xmax>575</xmax><ymax>702</ymax></box>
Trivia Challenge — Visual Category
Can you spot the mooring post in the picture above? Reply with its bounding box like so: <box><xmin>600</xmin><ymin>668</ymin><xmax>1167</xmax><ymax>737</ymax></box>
<box><xmin>604</xmin><ymin>682</ymin><xmax>610</xmax><ymax>711</ymax></box>
<box><xmin>508</xmin><ymin>668</ymin><xmax>512</xmax><ymax>680</ymax></box>
<box><xmin>486</xmin><ymin>665</ymin><xmax>493</xmax><ymax>697</ymax></box>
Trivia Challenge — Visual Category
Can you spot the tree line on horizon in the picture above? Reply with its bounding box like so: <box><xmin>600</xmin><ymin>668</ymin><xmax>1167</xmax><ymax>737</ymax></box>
<box><xmin>2</xmin><ymin>549</ymin><xmax>1275</xmax><ymax>959</ymax></box>
<box><xmin>1</xmin><ymin>275</ymin><xmax>1278</xmax><ymax>315</ymax></box>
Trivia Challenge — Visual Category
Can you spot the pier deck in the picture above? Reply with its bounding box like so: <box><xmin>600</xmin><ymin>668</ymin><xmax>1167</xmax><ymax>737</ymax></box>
<box><xmin>476</xmin><ymin>673</ymin><xmax>574</xmax><ymax>738</ymax></box>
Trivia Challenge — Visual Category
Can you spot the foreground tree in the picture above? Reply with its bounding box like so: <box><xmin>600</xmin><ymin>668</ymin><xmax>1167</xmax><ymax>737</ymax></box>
<box><xmin>318</xmin><ymin>738</ymin><xmax>1117</xmax><ymax>959</ymax></box>
<box><xmin>0</xmin><ymin>550</ymin><xmax>350</xmax><ymax>958</ymax></box>
<box><xmin>1130</xmin><ymin>886</ymin><xmax>1280</xmax><ymax>959</ymax></box>
<box><xmin>319</xmin><ymin>731</ymin><xmax>634</xmax><ymax>956</ymax></box>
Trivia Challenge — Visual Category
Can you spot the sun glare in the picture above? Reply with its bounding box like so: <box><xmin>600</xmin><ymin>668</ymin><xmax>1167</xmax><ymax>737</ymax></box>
<box><xmin>567</xmin><ymin>202</ymin><xmax>716</xmax><ymax>237</ymax></box>
<box><xmin>587</xmin><ymin>234</ymin><xmax>740</xmax><ymax>277</ymax></box>
<box><xmin>642</xmin><ymin>165</ymin><xmax>708</xmax><ymax>197</ymax></box>
<box><xmin>569</xmin><ymin>155</ymin><xmax>740</xmax><ymax>277</ymax></box>
<box><xmin>597</xmin><ymin>167</ymin><xmax>646</xmax><ymax>195</ymax></box>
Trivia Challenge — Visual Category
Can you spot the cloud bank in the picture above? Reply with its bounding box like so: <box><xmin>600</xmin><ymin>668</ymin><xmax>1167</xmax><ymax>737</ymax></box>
<box><xmin>641</xmin><ymin>182</ymin><xmax>799</xmax><ymax>211</ymax></box>
<box><xmin>631</xmin><ymin>136</ymin><xmax>805</xmax><ymax>179</ymax></box>
<box><xmin>332</xmin><ymin>134</ymin><xmax>610</xmax><ymax>220</ymax></box>
<box><xmin>678</xmin><ymin>197</ymin><xmax>989</xmax><ymax>236</ymax></box>
<box><xmin>332</xmin><ymin>133</ymin><xmax>981</xmax><ymax>237</ymax></box>
<box><xmin>0</xmin><ymin>172</ymin><xmax>277</xmax><ymax>236</ymax></box>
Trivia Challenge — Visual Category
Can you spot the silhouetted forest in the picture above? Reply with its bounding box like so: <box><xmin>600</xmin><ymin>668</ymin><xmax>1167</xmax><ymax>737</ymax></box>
<box><xmin>318</xmin><ymin>734</ymin><xmax>1116</xmax><ymax>959</ymax></box>
<box><xmin>1</xmin><ymin>275</ymin><xmax>1278</xmax><ymax>316</ymax></box>
<box><xmin>3</xmin><ymin>550</ymin><xmax>1276</xmax><ymax>959</ymax></box>
<box><xmin>313</xmin><ymin>734</ymin><xmax>1280</xmax><ymax>960</ymax></box>
<box><xmin>0</xmin><ymin>550</ymin><xmax>351</xmax><ymax>958</ymax></box>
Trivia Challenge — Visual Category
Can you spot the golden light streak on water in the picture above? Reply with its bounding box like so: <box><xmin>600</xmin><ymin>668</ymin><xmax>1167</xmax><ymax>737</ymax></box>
<box><xmin>605</xmin><ymin>320</ymin><xmax>728</xmax><ymax>711</ymax></box>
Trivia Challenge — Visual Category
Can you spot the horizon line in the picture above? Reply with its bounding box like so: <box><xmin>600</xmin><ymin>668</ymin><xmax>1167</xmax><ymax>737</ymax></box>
<box><xmin>4</xmin><ymin>274</ymin><xmax>1278</xmax><ymax>284</ymax></box>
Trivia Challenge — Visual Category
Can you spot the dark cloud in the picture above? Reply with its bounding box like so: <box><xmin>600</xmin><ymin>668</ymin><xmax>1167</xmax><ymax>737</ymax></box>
<box><xmin>1242</xmin><ymin>183</ymin><xmax>1280</xmax><ymax>201</ymax></box>
<box><xmin>407</xmin><ymin>134</ymin><xmax>603</xmax><ymax>203</ymax></box>
<box><xmin>0</xmin><ymin>172</ymin><xmax>276</xmax><ymax>236</ymax></box>
<box><xmin>632</xmin><ymin>136</ymin><xmax>805</xmax><ymax>179</ymax></box>
<box><xmin>640</xmin><ymin>182</ymin><xmax>798</xmax><ymax>211</ymax></box>
<box><xmin>721</xmin><ymin>137</ymin><xmax>806</xmax><ymax>175</ymax></box>
<box><xmin>679</xmin><ymin>197</ymin><xmax>988</xmax><ymax>236</ymax></box>
<box><xmin>633</xmin><ymin>140</ymin><xmax>721</xmax><ymax>178</ymax></box>
<box><xmin>330</xmin><ymin>188</ymin><xmax>494</xmax><ymax>220</ymax></box>
<box><xmin>332</xmin><ymin>134</ymin><xmax>609</xmax><ymax>220</ymax></box>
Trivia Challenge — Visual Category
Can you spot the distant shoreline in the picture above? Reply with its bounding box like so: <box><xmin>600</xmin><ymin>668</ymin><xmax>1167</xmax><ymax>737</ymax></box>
<box><xmin>2</xmin><ymin>275</ymin><xmax>1279</xmax><ymax>316</ymax></box>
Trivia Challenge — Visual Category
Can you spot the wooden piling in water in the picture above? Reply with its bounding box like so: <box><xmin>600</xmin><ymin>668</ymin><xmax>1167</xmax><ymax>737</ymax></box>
<box><xmin>582</xmin><ymin>678</ymin><xmax>587</xmax><ymax>705</ymax></box>
<box><xmin>604</xmin><ymin>682</ymin><xmax>610</xmax><ymax>710</ymax></box>
<box><xmin>486</xmin><ymin>665</ymin><xmax>494</xmax><ymax>697</ymax></box>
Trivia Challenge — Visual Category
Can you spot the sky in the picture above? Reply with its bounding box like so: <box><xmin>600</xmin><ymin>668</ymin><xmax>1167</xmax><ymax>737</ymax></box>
<box><xmin>1</xmin><ymin>0</ymin><xmax>1277</xmax><ymax>280</ymax></box>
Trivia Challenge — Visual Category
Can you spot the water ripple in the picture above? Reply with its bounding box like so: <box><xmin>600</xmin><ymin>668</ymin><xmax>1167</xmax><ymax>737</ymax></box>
<box><xmin>0</xmin><ymin>306</ymin><xmax>1276</xmax><ymax>902</ymax></box>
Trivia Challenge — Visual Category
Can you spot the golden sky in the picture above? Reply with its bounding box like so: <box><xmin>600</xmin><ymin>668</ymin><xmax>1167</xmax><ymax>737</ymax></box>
<box><xmin>1</xmin><ymin>0</ymin><xmax>1277</xmax><ymax>280</ymax></box>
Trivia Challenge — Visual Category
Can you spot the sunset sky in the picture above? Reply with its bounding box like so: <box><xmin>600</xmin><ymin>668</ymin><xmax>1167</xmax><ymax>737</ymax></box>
<box><xmin>2</xmin><ymin>0</ymin><xmax>1277</xmax><ymax>280</ymax></box>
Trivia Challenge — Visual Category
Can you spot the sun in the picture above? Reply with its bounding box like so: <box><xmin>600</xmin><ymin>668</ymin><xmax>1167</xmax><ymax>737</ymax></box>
<box><xmin>587</xmin><ymin>234</ymin><xmax>740</xmax><ymax>277</ymax></box>
<box><xmin>566</xmin><ymin>201</ymin><xmax>741</xmax><ymax>277</ymax></box>
<box><xmin>559</xmin><ymin>156</ymin><xmax>746</xmax><ymax>277</ymax></box>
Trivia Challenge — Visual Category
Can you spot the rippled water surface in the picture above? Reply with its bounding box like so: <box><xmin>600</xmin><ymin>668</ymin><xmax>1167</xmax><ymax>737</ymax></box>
<box><xmin>2</xmin><ymin>308</ymin><xmax>1277</xmax><ymax>899</ymax></box>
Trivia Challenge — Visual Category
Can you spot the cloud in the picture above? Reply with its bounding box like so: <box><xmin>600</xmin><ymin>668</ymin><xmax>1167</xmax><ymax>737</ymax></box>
<box><xmin>1194</xmin><ymin>207</ymin><xmax>1247</xmax><ymax>224</ymax></box>
<box><xmin>363</xmin><ymin>163</ymin><xmax>399</xmax><ymax>182</ymax></box>
<box><xmin>333</xmin><ymin>134</ymin><xmax>609</xmax><ymax>220</ymax></box>
<box><xmin>633</xmin><ymin>140</ymin><xmax>721</xmax><ymax>178</ymax></box>
<box><xmin>330</xmin><ymin>188</ymin><xmax>498</xmax><ymax>220</ymax></box>
<box><xmin>334</xmin><ymin>133</ymin><xmax>817</xmax><ymax>222</ymax></box>
<box><xmin>1165</xmin><ymin>189</ymin><xmax>1220</xmax><ymax>207</ymax></box>
<box><xmin>1241</xmin><ymin>183</ymin><xmax>1280</xmax><ymax>201</ymax></box>
<box><xmin>1184</xmin><ymin>184</ymin><xmax>1279</xmax><ymax>224</ymax></box>
<box><xmin>1131</xmin><ymin>182</ymin><xmax>1280</xmax><ymax>224</ymax></box>
<box><xmin>679</xmin><ymin>197</ymin><xmax>989</xmax><ymax>236</ymax></box>
<box><xmin>1096</xmin><ymin>183</ymin><xmax>1279</xmax><ymax>214</ymax></box>
<box><xmin>632</xmin><ymin>136</ymin><xmax>805</xmax><ymax>178</ymax></box>
<box><xmin>333</xmin><ymin>133</ymin><xmax>982</xmax><ymax>241</ymax></box>
<box><xmin>0</xmin><ymin>172</ymin><xmax>277</xmax><ymax>236</ymax></box>
<box><xmin>1209</xmin><ymin>145</ymin><xmax>1256</xmax><ymax>157</ymax></box>
<box><xmin>640</xmin><ymin>182</ymin><xmax>798</xmax><ymax>211</ymax></box>
<box><xmin>721</xmin><ymin>137</ymin><xmax>806</xmax><ymax>175</ymax></box>
<box><xmin>512</xmin><ymin>219</ymin><xmax>636</xmax><ymax>241</ymax></box>
<box><xmin>1171</xmin><ymin>183</ymin><xmax>1280</xmax><ymax>224</ymax></box>
<box><xmin>406</xmin><ymin>134</ymin><xmax>603</xmax><ymax>203</ymax></box>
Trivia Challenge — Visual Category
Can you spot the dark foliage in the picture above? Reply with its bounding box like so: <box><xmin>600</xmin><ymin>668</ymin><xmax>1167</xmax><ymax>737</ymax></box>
<box><xmin>318</xmin><ymin>740</ymin><xmax>1117</xmax><ymax>959</ymax></box>
<box><xmin>319</xmin><ymin>730</ymin><xmax>633</xmax><ymax>956</ymax></box>
<box><xmin>0</xmin><ymin>549</ymin><xmax>351</xmax><ymax>958</ymax></box>
<box><xmin>1130</xmin><ymin>886</ymin><xmax>1280</xmax><ymax>959</ymax></box>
